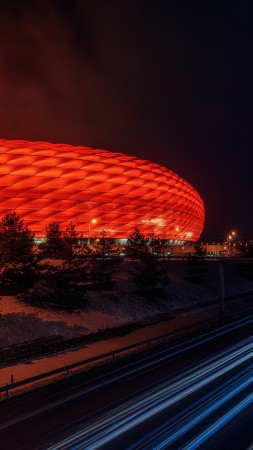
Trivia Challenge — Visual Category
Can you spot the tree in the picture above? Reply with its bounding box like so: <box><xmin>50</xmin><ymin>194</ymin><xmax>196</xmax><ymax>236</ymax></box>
<box><xmin>28</xmin><ymin>227</ymin><xmax>90</xmax><ymax>307</ymax></box>
<box><xmin>239</xmin><ymin>242</ymin><xmax>253</xmax><ymax>258</ymax></box>
<box><xmin>63</xmin><ymin>222</ymin><xmax>79</xmax><ymax>264</ymax></box>
<box><xmin>0</xmin><ymin>211</ymin><xmax>34</xmax><ymax>262</ymax></box>
<box><xmin>125</xmin><ymin>228</ymin><xmax>149</xmax><ymax>258</ymax></box>
<box><xmin>89</xmin><ymin>231</ymin><xmax>120</xmax><ymax>290</ymax></box>
<box><xmin>39</xmin><ymin>260</ymin><xmax>87</xmax><ymax>307</ymax></box>
<box><xmin>0</xmin><ymin>212</ymin><xmax>38</xmax><ymax>294</ymax></box>
<box><xmin>127</xmin><ymin>232</ymin><xmax>169</xmax><ymax>300</ymax></box>
<box><xmin>239</xmin><ymin>242</ymin><xmax>253</xmax><ymax>280</ymax></box>
<box><xmin>148</xmin><ymin>234</ymin><xmax>168</xmax><ymax>257</ymax></box>
<box><xmin>129</xmin><ymin>252</ymin><xmax>169</xmax><ymax>300</ymax></box>
<box><xmin>41</xmin><ymin>222</ymin><xmax>64</xmax><ymax>258</ymax></box>
<box><xmin>185</xmin><ymin>243</ymin><xmax>208</xmax><ymax>283</ymax></box>
<box><xmin>38</xmin><ymin>222</ymin><xmax>90</xmax><ymax>306</ymax></box>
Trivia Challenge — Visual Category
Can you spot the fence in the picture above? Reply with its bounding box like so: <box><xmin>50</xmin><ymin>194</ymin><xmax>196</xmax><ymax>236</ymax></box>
<box><xmin>0</xmin><ymin>314</ymin><xmax>230</xmax><ymax>397</ymax></box>
<box><xmin>1</xmin><ymin>302</ymin><xmax>253</xmax><ymax>398</ymax></box>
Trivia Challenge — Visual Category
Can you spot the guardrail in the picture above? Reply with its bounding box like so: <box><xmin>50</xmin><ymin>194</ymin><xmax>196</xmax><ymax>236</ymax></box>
<box><xmin>0</xmin><ymin>316</ymin><xmax>174</xmax><ymax>367</ymax></box>
<box><xmin>1</xmin><ymin>309</ymin><xmax>251</xmax><ymax>398</ymax></box>
<box><xmin>0</xmin><ymin>300</ymin><xmax>252</xmax><ymax>397</ymax></box>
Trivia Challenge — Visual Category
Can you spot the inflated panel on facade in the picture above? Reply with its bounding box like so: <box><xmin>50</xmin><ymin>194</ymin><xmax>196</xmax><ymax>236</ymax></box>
<box><xmin>0</xmin><ymin>139</ymin><xmax>205</xmax><ymax>240</ymax></box>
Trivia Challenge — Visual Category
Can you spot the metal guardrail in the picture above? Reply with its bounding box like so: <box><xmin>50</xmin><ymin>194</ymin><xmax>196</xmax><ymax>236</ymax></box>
<box><xmin>0</xmin><ymin>317</ymin><xmax>175</xmax><ymax>367</ymax></box>
<box><xmin>1</xmin><ymin>310</ymin><xmax>248</xmax><ymax>398</ymax></box>
<box><xmin>2</xmin><ymin>298</ymin><xmax>253</xmax><ymax>399</ymax></box>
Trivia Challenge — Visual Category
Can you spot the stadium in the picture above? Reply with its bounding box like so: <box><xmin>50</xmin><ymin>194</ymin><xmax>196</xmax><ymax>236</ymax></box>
<box><xmin>0</xmin><ymin>139</ymin><xmax>204</xmax><ymax>242</ymax></box>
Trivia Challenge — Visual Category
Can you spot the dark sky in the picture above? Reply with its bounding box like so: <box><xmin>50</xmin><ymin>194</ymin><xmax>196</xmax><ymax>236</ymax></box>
<box><xmin>0</xmin><ymin>0</ymin><xmax>252</xmax><ymax>239</ymax></box>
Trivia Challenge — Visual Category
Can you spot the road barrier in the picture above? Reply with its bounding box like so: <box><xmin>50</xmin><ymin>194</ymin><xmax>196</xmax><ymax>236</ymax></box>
<box><xmin>1</xmin><ymin>307</ymin><xmax>252</xmax><ymax>398</ymax></box>
<box><xmin>0</xmin><ymin>316</ymin><xmax>174</xmax><ymax>367</ymax></box>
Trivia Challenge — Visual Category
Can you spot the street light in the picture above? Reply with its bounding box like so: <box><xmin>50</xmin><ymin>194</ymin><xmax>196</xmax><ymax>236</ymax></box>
<box><xmin>174</xmin><ymin>226</ymin><xmax>180</xmax><ymax>245</ymax></box>
<box><xmin>88</xmin><ymin>218</ymin><xmax>97</xmax><ymax>246</ymax></box>
<box><xmin>227</xmin><ymin>230</ymin><xmax>236</xmax><ymax>256</ymax></box>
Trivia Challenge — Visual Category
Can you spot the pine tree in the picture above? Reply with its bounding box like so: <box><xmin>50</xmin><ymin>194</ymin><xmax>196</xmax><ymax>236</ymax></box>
<box><xmin>125</xmin><ymin>227</ymin><xmax>149</xmax><ymax>258</ymax></box>
<box><xmin>0</xmin><ymin>211</ymin><xmax>34</xmax><ymax>262</ymax></box>
<box><xmin>239</xmin><ymin>242</ymin><xmax>253</xmax><ymax>280</ymax></box>
<box><xmin>41</xmin><ymin>222</ymin><xmax>64</xmax><ymax>258</ymax></box>
<box><xmin>89</xmin><ymin>231</ymin><xmax>119</xmax><ymax>290</ymax></box>
<box><xmin>63</xmin><ymin>222</ymin><xmax>79</xmax><ymax>263</ymax></box>
<box><xmin>41</xmin><ymin>260</ymin><xmax>87</xmax><ymax>307</ymax></box>
<box><xmin>148</xmin><ymin>234</ymin><xmax>168</xmax><ymax>257</ymax></box>
<box><xmin>0</xmin><ymin>212</ymin><xmax>38</xmax><ymax>294</ymax></box>
<box><xmin>185</xmin><ymin>243</ymin><xmax>208</xmax><ymax>283</ymax></box>
<box><xmin>38</xmin><ymin>222</ymin><xmax>88</xmax><ymax>306</ymax></box>
<box><xmin>130</xmin><ymin>252</ymin><xmax>169</xmax><ymax>300</ymax></box>
<box><xmin>127</xmin><ymin>232</ymin><xmax>169</xmax><ymax>300</ymax></box>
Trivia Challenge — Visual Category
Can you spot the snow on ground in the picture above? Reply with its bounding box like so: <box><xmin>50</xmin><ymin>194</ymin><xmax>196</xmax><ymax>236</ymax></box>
<box><xmin>0</xmin><ymin>260</ymin><xmax>252</xmax><ymax>348</ymax></box>
<box><xmin>1</xmin><ymin>294</ymin><xmax>253</xmax><ymax>391</ymax></box>
<box><xmin>0</xmin><ymin>296</ymin><xmax>124</xmax><ymax>347</ymax></box>
<box><xmin>0</xmin><ymin>307</ymin><xmax>215</xmax><ymax>388</ymax></box>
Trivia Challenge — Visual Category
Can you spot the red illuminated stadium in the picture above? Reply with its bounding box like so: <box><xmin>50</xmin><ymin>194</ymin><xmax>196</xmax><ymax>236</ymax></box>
<box><xmin>0</xmin><ymin>139</ymin><xmax>204</xmax><ymax>241</ymax></box>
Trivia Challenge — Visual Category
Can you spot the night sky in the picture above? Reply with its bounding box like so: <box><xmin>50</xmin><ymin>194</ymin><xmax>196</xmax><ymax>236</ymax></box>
<box><xmin>0</xmin><ymin>1</ymin><xmax>252</xmax><ymax>240</ymax></box>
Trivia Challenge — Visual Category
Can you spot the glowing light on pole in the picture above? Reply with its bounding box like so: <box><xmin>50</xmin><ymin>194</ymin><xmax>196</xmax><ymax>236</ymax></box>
<box><xmin>88</xmin><ymin>218</ymin><xmax>97</xmax><ymax>245</ymax></box>
<box><xmin>227</xmin><ymin>230</ymin><xmax>236</xmax><ymax>256</ymax></box>
<box><xmin>175</xmin><ymin>226</ymin><xmax>180</xmax><ymax>245</ymax></box>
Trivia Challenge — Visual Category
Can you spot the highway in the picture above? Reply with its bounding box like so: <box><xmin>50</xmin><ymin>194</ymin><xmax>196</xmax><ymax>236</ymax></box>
<box><xmin>0</xmin><ymin>313</ymin><xmax>252</xmax><ymax>449</ymax></box>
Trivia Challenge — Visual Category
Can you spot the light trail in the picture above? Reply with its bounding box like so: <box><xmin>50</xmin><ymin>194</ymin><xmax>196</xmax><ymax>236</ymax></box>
<box><xmin>48</xmin><ymin>337</ymin><xmax>253</xmax><ymax>450</ymax></box>
<box><xmin>183</xmin><ymin>390</ymin><xmax>253</xmax><ymax>450</ymax></box>
<box><xmin>138</xmin><ymin>366</ymin><xmax>253</xmax><ymax>449</ymax></box>
<box><xmin>1</xmin><ymin>313</ymin><xmax>252</xmax><ymax>434</ymax></box>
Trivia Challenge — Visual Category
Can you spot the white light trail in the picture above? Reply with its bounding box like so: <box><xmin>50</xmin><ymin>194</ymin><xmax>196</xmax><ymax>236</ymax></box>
<box><xmin>49</xmin><ymin>337</ymin><xmax>253</xmax><ymax>450</ymax></box>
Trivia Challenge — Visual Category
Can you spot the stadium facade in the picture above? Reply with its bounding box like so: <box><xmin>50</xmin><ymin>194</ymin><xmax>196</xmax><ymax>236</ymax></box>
<box><xmin>0</xmin><ymin>139</ymin><xmax>204</xmax><ymax>242</ymax></box>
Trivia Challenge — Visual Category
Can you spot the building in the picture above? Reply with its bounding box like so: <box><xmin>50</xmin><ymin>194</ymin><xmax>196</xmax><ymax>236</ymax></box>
<box><xmin>0</xmin><ymin>139</ymin><xmax>205</xmax><ymax>241</ymax></box>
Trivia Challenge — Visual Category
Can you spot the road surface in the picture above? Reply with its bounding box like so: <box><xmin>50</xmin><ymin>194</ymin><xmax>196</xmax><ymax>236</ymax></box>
<box><xmin>0</xmin><ymin>313</ymin><xmax>252</xmax><ymax>449</ymax></box>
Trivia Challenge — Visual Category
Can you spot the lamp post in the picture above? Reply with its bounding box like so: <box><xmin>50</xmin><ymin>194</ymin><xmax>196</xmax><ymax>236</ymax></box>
<box><xmin>227</xmin><ymin>230</ymin><xmax>236</xmax><ymax>256</ymax></box>
<box><xmin>88</xmin><ymin>218</ymin><xmax>97</xmax><ymax>246</ymax></box>
<box><xmin>227</xmin><ymin>234</ymin><xmax>232</xmax><ymax>256</ymax></box>
<box><xmin>174</xmin><ymin>226</ymin><xmax>180</xmax><ymax>246</ymax></box>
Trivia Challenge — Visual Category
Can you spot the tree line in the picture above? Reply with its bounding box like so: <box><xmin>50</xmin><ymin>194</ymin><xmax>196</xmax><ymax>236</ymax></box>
<box><xmin>0</xmin><ymin>213</ymin><xmax>172</xmax><ymax>305</ymax></box>
<box><xmin>1</xmin><ymin>211</ymin><xmax>251</xmax><ymax>308</ymax></box>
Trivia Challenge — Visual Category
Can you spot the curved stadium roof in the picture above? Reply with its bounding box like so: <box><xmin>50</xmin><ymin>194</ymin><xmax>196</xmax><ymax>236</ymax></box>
<box><xmin>0</xmin><ymin>139</ymin><xmax>204</xmax><ymax>240</ymax></box>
